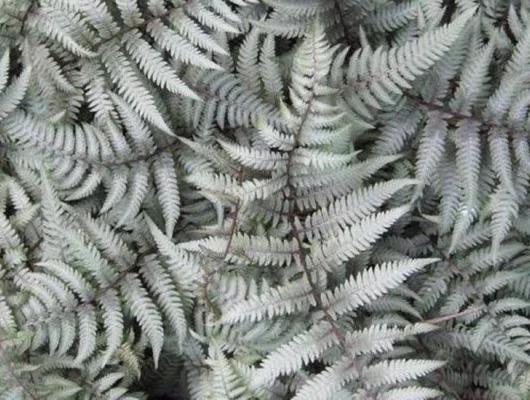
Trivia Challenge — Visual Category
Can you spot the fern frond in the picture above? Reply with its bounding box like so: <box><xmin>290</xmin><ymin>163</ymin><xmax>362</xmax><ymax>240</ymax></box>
<box><xmin>140</xmin><ymin>255</ymin><xmax>187</xmax><ymax>349</ymax></box>
<box><xmin>147</xmin><ymin>19</ymin><xmax>224</xmax><ymax>71</ymax></box>
<box><xmin>152</xmin><ymin>152</ymin><xmax>180</xmax><ymax>237</ymax></box>
<box><xmin>311</xmin><ymin>206</ymin><xmax>411</xmax><ymax>269</ymax></box>
<box><xmin>220</xmin><ymin>278</ymin><xmax>313</xmax><ymax>324</ymax></box>
<box><xmin>291</xmin><ymin>356</ymin><xmax>357</xmax><ymax>400</ymax></box>
<box><xmin>322</xmin><ymin>258</ymin><xmax>438</xmax><ymax>316</ymax></box>
<box><xmin>99</xmin><ymin>289</ymin><xmax>124</xmax><ymax>363</ymax></box>
<box><xmin>101</xmin><ymin>43</ymin><xmax>172</xmax><ymax>134</ymax></box>
<box><xmin>120</xmin><ymin>273</ymin><xmax>164</xmax><ymax>367</ymax></box>
<box><xmin>0</xmin><ymin>67</ymin><xmax>31</xmax><ymax>120</ymax></box>
<box><xmin>74</xmin><ymin>305</ymin><xmax>97</xmax><ymax>363</ymax></box>
<box><xmin>341</xmin><ymin>8</ymin><xmax>476</xmax><ymax>114</ymax></box>
<box><xmin>363</xmin><ymin>359</ymin><xmax>445</xmax><ymax>388</ymax></box>
<box><xmin>115</xmin><ymin>0</ymin><xmax>144</xmax><ymax>27</ymax></box>
<box><xmin>123</xmin><ymin>29</ymin><xmax>200</xmax><ymax>100</ymax></box>
<box><xmin>219</xmin><ymin>140</ymin><xmax>288</xmax><ymax>170</ymax></box>
<box><xmin>303</xmin><ymin>179</ymin><xmax>417</xmax><ymax>240</ymax></box>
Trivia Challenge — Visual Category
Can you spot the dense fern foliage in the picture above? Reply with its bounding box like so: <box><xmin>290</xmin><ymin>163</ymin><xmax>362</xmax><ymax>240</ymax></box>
<box><xmin>4</xmin><ymin>0</ymin><xmax>530</xmax><ymax>399</ymax></box>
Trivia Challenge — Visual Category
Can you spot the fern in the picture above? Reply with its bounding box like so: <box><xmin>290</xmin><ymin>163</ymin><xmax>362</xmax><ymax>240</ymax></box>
<box><xmin>2</xmin><ymin>1</ymin><xmax>530</xmax><ymax>399</ymax></box>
